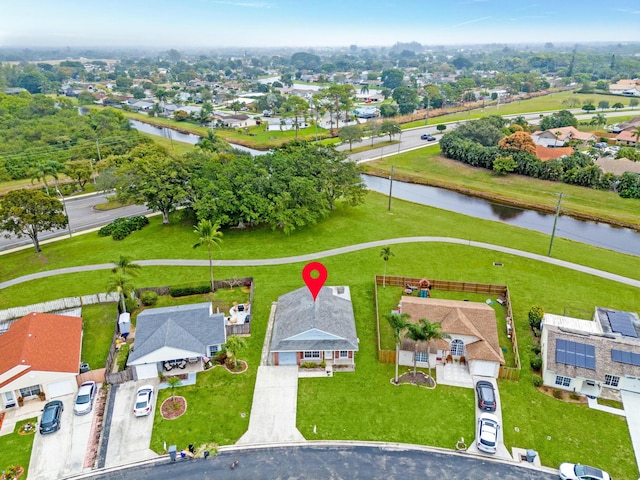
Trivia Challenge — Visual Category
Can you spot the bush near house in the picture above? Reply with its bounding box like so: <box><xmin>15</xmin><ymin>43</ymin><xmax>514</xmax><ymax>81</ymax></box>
<box><xmin>98</xmin><ymin>215</ymin><xmax>149</xmax><ymax>240</ymax></box>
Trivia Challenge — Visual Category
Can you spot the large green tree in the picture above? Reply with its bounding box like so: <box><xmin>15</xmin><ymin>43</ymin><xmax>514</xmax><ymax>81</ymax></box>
<box><xmin>381</xmin><ymin>69</ymin><xmax>404</xmax><ymax>89</ymax></box>
<box><xmin>392</xmin><ymin>86</ymin><xmax>418</xmax><ymax>115</ymax></box>
<box><xmin>0</xmin><ymin>189</ymin><xmax>68</xmax><ymax>253</ymax></box>
<box><xmin>281</xmin><ymin>95</ymin><xmax>309</xmax><ymax>139</ymax></box>
<box><xmin>116</xmin><ymin>156</ymin><xmax>191</xmax><ymax>224</ymax></box>
<box><xmin>338</xmin><ymin>125</ymin><xmax>363</xmax><ymax>151</ymax></box>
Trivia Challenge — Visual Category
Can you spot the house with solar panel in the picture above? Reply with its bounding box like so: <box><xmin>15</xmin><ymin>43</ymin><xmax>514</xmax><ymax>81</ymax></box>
<box><xmin>540</xmin><ymin>307</ymin><xmax>640</xmax><ymax>398</ymax></box>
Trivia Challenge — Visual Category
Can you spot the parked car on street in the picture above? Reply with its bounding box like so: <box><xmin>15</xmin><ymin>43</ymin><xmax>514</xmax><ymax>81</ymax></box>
<box><xmin>421</xmin><ymin>134</ymin><xmax>436</xmax><ymax>141</ymax></box>
<box><xmin>74</xmin><ymin>381</ymin><xmax>96</xmax><ymax>415</ymax></box>
<box><xmin>133</xmin><ymin>385</ymin><xmax>155</xmax><ymax>417</ymax></box>
<box><xmin>475</xmin><ymin>380</ymin><xmax>497</xmax><ymax>412</ymax></box>
<box><xmin>476</xmin><ymin>412</ymin><xmax>500</xmax><ymax>454</ymax></box>
<box><xmin>558</xmin><ymin>463</ymin><xmax>610</xmax><ymax>480</ymax></box>
<box><xmin>39</xmin><ymin>400</ymin><xmax>64</xmax><ymax>434</ymax></box>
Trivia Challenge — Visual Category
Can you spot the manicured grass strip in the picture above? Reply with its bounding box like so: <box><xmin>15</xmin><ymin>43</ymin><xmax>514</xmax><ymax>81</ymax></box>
<box><xmin>0</xmin><ymin>418</ymin><xmax>37</xmax><ymax>479</ymax></box>
<box><xmin>81</xmin><ymin>303</ymin><xmax>118</xmax><ymax>369</ymax></box>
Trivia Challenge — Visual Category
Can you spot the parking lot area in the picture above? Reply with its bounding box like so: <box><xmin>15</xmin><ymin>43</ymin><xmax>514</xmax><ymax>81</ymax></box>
<box><xmin>28</xmin><ymin>394</ymin><xmax>95</xmax><ymax>480</ymax></box>
<box><xmin>104</xmin><ymin>379</ymin><xmax>159</xmax><ymax>468</ymax></box>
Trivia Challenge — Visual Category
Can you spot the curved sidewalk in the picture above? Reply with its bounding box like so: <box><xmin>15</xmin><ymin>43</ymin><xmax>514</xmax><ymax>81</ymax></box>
<box><xmin>1</xmin><ymin>236</ymin><xmax>639</xmax><ymax>290</ymax></box>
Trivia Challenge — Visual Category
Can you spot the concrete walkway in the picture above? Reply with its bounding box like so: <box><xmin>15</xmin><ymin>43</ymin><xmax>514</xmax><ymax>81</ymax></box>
<box><xmin>236</xmin><ymin>366</ymin><xmax>305</xmax><ymax>445</ymax></box>
<box><xmin>621</xmin><ymin>390</ymin><xmax>640</xmax><ymax>474</ymax></box>
<box><xmin>2</xmin><ymin>236</ymin><xmax>640</xmax><ymax>290</ymax></box>
<box><xmin>586</xmin><ymin>396</ymin><xmax>626</xmax><ymax>416</ymax></box>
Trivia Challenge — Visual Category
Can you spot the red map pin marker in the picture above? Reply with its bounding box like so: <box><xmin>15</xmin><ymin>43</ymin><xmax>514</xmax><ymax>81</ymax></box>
<box><xmin>302</xmin><ymin>262</ymin><xmax>328</xmax><ymax>302</ymax></box>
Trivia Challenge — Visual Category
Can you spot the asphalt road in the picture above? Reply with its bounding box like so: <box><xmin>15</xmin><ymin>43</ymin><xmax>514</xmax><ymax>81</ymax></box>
<box><xmin>85</xmin><ymin>444</ymin><xmax>558</xmax><ymax>480</ymax></box>
<box><xmin>0</xmin><ymin>193</ymin><xmax>150</xmax><ymax>251</ymax></box>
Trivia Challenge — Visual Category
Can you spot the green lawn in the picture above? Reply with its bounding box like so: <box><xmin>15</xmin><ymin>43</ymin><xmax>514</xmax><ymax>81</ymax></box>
<box><xmin>81</xmin><ymin>303</ymin><xmax>118</xmax><ymax>370</ymax></box>
<box><xmin>363</xmin><ymin>145</ymin><xmax>640</xmax><ymax>228</ymax></box>
<box><xmin>1</xmin><ymin>191</ymin><xmax>639</xmax><ymax>478</ymax></box>
<box><xmin>0</xmin><ymin>418</ymin><xmax>37</xmax><ymax>478</ymax></box>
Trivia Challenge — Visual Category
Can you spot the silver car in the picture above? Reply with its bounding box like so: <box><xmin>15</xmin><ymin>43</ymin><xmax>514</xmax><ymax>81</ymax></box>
<box><xmin>73</xmin><ymin>381</ymin><xmax>97</xmax><ymax>416</ymax></box>
<box><xmin>476</xmin><ymin>412</ymin><xmax>500</xmax><ymax>454</ymax></box>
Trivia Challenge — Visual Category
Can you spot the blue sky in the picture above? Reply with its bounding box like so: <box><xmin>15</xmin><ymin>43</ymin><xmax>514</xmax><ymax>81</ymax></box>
<box><xmin>1</xmin><ymin>0</ymin><xmax>639</xmax><ymax>48</ymax></box>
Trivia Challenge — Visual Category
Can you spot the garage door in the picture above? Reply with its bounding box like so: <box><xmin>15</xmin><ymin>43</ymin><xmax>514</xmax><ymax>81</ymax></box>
<box><xmin>48</xmin><ymin>379</ymin><xmax>74</xmax><ymax>398</ymax></box>
<box><xmin>471</xmin><ymin>361</ymin><xmax>496</xmax><ymax>378</ymax></box>
<box><xmin>278</xmin><ymin>352</ymin><xmax>297</xmax><ymax>366</ymax></box>
<box><xmin>135</xmin><ymin>363</ymin><xmax>159</xmax><ymax>380</ymax></box>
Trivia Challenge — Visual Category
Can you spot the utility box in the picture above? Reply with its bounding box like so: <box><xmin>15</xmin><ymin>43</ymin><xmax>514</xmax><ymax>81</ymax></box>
<box><xmin>168</xmin><ymin>445</ymin><xmax>177</xmax><ymax>462</ymax></box>
<box><xmin>526</xmin><ymin>449</ymin><xmax>537</xmax><ymax>463</ymax></box>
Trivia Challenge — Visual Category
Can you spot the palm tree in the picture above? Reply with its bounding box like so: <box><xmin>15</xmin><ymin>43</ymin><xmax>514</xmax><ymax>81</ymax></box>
<box><xmin>193</xmin><ymin>219</ymin><xmax>223</xmax><ymax>292</ymax></box>
<box><xmin>224</xmin><ymin>335</ymin><xmax>246</xmax><ymax>369</ymax></box>
<box><xmin>421</xmin><ymin>319</ymin><xmax>451</xmax><ymax>382</ymax></box>
<box><xmin>166</xmin><ymin>375</ymin><xmax>182</xmax><ymax>403</ymax></box>
<box><xmin>379</xmin><ymin>246</ymin><xmax>394</xmax><ymax>287</ymax></box>
<box><xmin>28</xmin><ymin>159</ymin><xmax>62</xmax><ymax>196</ymax></box>
<box><xmin>112</xmin><ymin>255</ymin><xmax>141</xmax><ymax>277</ymax></box>
<box><xmin>385</xmin><ymin>312</ymin><xmax>410</xmax><ymax>384</ymax></box>
<box><xmin>360</xmin><ymin>84</ymin><xmax>369</xmax><ymax>96</ymax></box>
<box><xmin>107</xmin><ymin>272</ymin><xmax>135</xmax><ymax>313</ymax></box>
<box><xmin>634</xmin><ymin>126</ymin><xmax>640</xmax><ymax>150</ymax></box>
<box><xmin>406</xmin><ymin>320</ymin><xmax>430</xmax><ymax>379</ymax></box>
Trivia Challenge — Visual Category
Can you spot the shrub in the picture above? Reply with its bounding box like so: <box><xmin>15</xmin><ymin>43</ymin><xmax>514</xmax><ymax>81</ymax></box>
<box><xmin>531</xmin><ymin>343</ymin><xmax>541</xmax><ymax>355</ymax></box>
<box><xmin>98</xmin><ymin>215</ymin><xmax>149</xmax><ymax>240</ymax></box>
<box><xmin>569</xmin><ymin>392</ymin><xmax>581</xmax><ymax>401</ymax></box>
<box><xmin>532</xmin><ymin>375</ymin><xmax>543</xmax><ymax>387</ymax></box>
<box><xmin>552</xmin><ymin>388</ymin><xmax>564</xmax><ymax>399</ymax></box>
<box><xmin>125</xmin><ymin>297</ymin><xmax>138</xmax><ymax>313</ymax></box>
<box><xmin>170</xmin><ymin>283</ymin><xmax>212</xmax><ymax>297</ymax></box>
<box><xmin>116</xmin><ymin>343</ymin><xmax>130</xmax><ymax>371</ymax></box>
<box><xmin>300</xmin><ymin>362</ymin><xmax>318</xmax><ymax>368</ymax></box>
<box><xmin>320</xmin><ymin>360</ymin><xmax>326</xmax><ymax>369</ymax></box>
<box><xmin>530</xmin><ymin>355</ymin><xmax>542</xmax><ymax>371</ymax></box>
<box><xmin>528</xmin><ymin>305</ymin><xmax>544</xmax><ymax>334</ymax></box>
<box><xmin>140</xmin><ymin>291</ymin><xmax>158</xmax><ymax>306</ymax></box>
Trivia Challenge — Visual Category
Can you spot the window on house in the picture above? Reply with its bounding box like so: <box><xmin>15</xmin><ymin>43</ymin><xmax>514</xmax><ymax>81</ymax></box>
<box><xmin>339</xmin><ymin>351</ymin><xmax>349</xmax><ymax>358</ymax></box>
<box><xmin>450</xmin><ymin>339</ymin><xmax>465</xmax><ymax>357</ymax></box>
<box><xmin>19</xmin><ymin>385</ymin><xmax>41</xmax><ymax>398</ymax></box>
<box><xmin>304</xmin><ymin>351</ymin><xmax>320</xmax><ymax>359</ymax></box>
<box><xmin>208</xmin><ymin>345</ymin><xmax>219</xmax><ymax>357</ymax></box>
<box><xmin>604</xmin><ymin>374</ymin><xmax>620</xmax><ymax>388</ymax></box>
<box><xmin>415</xmin><ymin>352</ymin><xmax>428</xmax><ymax>363</ymax></box>
<box><xmin>554</xmin><ymin>375</ymin><xmax>571</xmax><ymax>387</ymax></box>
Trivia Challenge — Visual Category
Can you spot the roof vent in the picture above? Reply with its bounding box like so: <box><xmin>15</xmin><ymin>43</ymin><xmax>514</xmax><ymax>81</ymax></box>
<box><xmin>337</xmin><ymin>287</ymin><xmax>345</xmax><ymax>294</ymax></box>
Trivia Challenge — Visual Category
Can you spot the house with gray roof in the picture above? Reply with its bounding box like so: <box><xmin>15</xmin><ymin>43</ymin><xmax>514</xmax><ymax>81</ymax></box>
<box><xmin>127</xmin><ymin>302</ymin><xmax>226</xmax><ymax>380</ymax></box>
<box><xmin>269</xmin><ymin>286</ymin><xmax>358</xmax><ymax>370</ymax></box>
<box><xmin>540</xmin><ymin>307</ymin><xmax>640</xmax><ymax>397</ymax></box>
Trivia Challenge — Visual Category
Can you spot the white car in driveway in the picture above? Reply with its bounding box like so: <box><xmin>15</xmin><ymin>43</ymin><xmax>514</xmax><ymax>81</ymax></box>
<box><xmin>133</xmin><ymin>385</ymin><xmax>155</xmax><ymax>417</ymax></box>
<box><xmin>74</xmin><ymin>381</ymin><xmax>97</xmax><ymax>415</ymax></box>
<box><xmin>558</xmin><ymin>463</ymin><xmax>611</xmax><ymax>480</ymax></box>
<box><xmin>476</xmin><ymin>412</ymin><xmax>500</xmax><ymax>454</ymax></box>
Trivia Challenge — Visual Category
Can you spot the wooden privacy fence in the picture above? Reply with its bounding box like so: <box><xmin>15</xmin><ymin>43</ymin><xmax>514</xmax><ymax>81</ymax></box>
<box><xmin>105</xmin><ymin>368</ymin><xmax>134</xmax><ymax>385</ymax></box>
<box><xmin>374</xmin><ymin>275</ymin><xmax>521</xmax><ymax>379</ymax></box>
<box><xmin>77</xmin><ymin>368</ymin><xmax>106</xmax><ymax>386</ymax></box>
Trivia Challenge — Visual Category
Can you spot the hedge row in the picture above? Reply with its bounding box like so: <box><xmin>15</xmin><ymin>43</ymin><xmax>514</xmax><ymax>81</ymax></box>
<box><xmin>169</xmin><ymin>283</ymin><xmax>212</xmax><ymax>297</ymax></box>
<box><xmin>98</xmin><ymin>215</ymin><xmax>150</xmax><ymax>240</ymax></box>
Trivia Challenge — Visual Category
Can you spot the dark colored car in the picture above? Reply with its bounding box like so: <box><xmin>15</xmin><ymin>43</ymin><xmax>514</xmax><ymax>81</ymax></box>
<box><xmin>421</xmin><ymin>134</ymin><xmax>436</xmax><ymax>141</ymax></box>
<box><xmin>475</xmin><ymin>380</ymin><xmax>497</xmax><ymax>411</ymax></box>
<box><xmin>40</xmin><ymin>400</ymin><xmax>64</xmax><ymax>434</ymax></box>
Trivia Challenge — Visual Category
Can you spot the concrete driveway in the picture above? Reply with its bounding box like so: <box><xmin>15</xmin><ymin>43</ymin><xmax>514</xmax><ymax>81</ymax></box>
<box><xmin>621</xmin><ymin>390</ymin><xmax>640</xmax><ymax>474</ymax></box>
<box><xmin>28</xmin><ymin>394</ymin><xmax>95</xmax><ymax>480</ymax></box>
<box><xmin>104</xmin><ymin>379</ymin><xmax>159</xmax><ymax>467</ymax></box>
<box><xmin>467</xmin><ymin>376</ymin><xmax>512</xmax><ymax>460</ymax></box>
<box><xmin>237</xmin><ymin>366</ymin><xmax>305</xmax><ymax>444</ymax></box>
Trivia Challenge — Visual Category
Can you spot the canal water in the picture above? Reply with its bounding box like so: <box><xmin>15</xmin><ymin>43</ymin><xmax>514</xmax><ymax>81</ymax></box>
<box><xmin>362</xmin><ymin>175</ymin><xmax>640</xmax><ymax>257</ymax></box>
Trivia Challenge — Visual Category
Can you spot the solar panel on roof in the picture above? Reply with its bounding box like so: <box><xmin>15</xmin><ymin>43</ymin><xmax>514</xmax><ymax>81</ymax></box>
<box><xmin>607</xmin><ymin>311</ymin><xmax>638</xmax><ymax>338</ymax></box>
<box><xmin>556</xmin><ymin>339</ymin><xmax>596</xmax><ymax>370</ymax></box>
<box><xmin>611</xmin><ymin>349</ymin><xmax>640</xmax><ymax>366</ymax></box>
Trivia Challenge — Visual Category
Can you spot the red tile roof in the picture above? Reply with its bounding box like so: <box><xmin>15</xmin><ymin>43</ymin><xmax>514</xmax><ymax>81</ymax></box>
<box><xmin>0</xmin><ymin>313</ymin><xmax>82</xmax><ymax>387</ymax></box>
<box><xmin>535</xmin><ymin>145</ymin><xmax>574</xmax><ymax>162</ymax></box>
<box><xmin>617</xmin><ymin>130</ymin><xmax>639</xmax><ymax>144</ymax></box>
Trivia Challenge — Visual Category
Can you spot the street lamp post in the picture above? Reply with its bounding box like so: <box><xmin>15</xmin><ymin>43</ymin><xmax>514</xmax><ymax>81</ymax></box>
<box><xmin>56</xmin><ymin>188</ymin><xmax>72</xmax><ymax>238</ymax></box>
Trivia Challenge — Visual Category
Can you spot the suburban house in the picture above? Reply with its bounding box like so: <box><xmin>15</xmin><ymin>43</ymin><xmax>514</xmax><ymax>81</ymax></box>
<box><xmin>616</xmin><ymin>129</ymin><xmax>639</xmax><ymax>147</ymax></box>
<box><xmin>595</xmin><ymin>157</ymin><xmax>640</xmax><ymax>176</ymax></box>
<box><xmin>535</xmin><ymin>145</ymin><xmax>574</xmax><ymax>162</ymax></box>
<box><xmin>540</xmin><ymin>308</ymin><xmax>640</xmax><ymax>397</ymax></box>
<box><xmin>127</xmin><ymin>302</ymin><xmax>226</xmax><ymax>380</ymax></box>
<box><xmin>269</xmin><ymin>286</ymin><xmax>358</xmax><ymax>370</ymax></box>
<box><xmin>398</xmin><ymin>297</ymin><xmax>505</xmax><ymax>378</ymax></box>
<box><xmin>609</xmin><ymin>79</ymin><xmax>640</xmax><ymax>96</ymax></box>
<box><xmin>267</xmin><ymin>118</ymin><xmax>309</xmax><ymax>132</ymax></box>
<box><xmin>531</xmin><ymin>127</ymin><xmax>597</xmax><ymax>148</ymax></box>
<box><xmin>215</xmin><ymin>113</ymin><xmax>256</xmax><ymax>129</ymax></box>
<box><xmin>0</xmin><ymin>312</ymin><xmax>83</xmax><ymax>411</ymax></box>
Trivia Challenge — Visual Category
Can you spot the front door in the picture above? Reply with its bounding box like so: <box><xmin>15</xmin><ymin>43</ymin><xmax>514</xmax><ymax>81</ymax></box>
<box><xmin>324</xmin><ymin>351</ymin><xmax>333</xmax><ymax>360</ymax></box>
<box><xmin>3</xmin><ymin>391</ymin><xmax>16</xmax><ymax>408</ymax></box>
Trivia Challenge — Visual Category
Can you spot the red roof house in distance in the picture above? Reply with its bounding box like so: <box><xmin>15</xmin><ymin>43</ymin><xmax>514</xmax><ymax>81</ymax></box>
<box><xmin>535</xmin><ymin>145</ymin><xmax>574</xmax><ymax>162</ymax></box>
<box><xmin>0</xmin><ymin>312</ymin><xmax>83</xmax><ymax>411</ymax></box>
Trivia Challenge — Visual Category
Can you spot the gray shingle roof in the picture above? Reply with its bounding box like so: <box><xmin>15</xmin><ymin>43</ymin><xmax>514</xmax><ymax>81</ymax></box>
<box><xmin>128</xmin><ymin>302</ymin><xmax>225</xmax><ymax>364</ymax></box>
<box><xmin>270</xmin><ymin>287</ymin><xmax>358</xmax><ymax>352</ymax></box>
